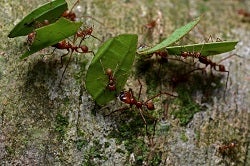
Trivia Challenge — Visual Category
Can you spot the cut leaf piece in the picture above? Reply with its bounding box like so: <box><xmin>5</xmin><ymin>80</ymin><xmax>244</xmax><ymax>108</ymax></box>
<box><xmin>86</xmin><ymin>34</ymin><xmax>138</xmax><ymax>105</ymax></box>
<box><xmin>20</xmin><ymin>17</ymin><xmax>82</xmax><ymax>59</ymax></box>
<box><xmin>166</xmin><ymin>41</ymin><xmax>238</xmax><ymax>56</ymax></box>
<box><xmin>8</xmin><ymin>0</ymin><xmax>67</xmax><ymax>38</ymax></box>
<box><xmin>137</xmin><ymin>16</ymin><xmax>202</xmax><ymax>55</ymax></box>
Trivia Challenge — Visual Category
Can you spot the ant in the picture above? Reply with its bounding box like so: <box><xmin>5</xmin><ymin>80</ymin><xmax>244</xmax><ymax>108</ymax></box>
<box><xmin>61</xmin><ymin>0</ymin><xmax>79</xmax><ymax>21</ymax></box>
<box><xmin>25</xmin><ymin>19</ymin><xmax>50</xmax><ymax>46</ymax></box>
<box><xmin>237</xmin><ymin>9</ymin><xmax>250</xmax><ymax>18</ymax></box>
<box><xmin>179</xmin><ymin>51</ymin><xmax>229</xmax><ymax>78</ymax></box>
<box><xmin>26</xmin><ymin>32</ymin><xmax>36</xmax><ymax>47</ymax></box>
<box><xmin>51</xmin><ymin>39</ymin><xmax>93</xmax><ymax>84</ymax></box>
<box><xmin>52</xmin><ymin>39</ymin><xmax>92</xmax><ymax>63</ymax></box>
<box><xmin>144</xmin><ymin>20</ymin><xmax>157</xmax><ymax>30</ymax></box>
<box><xmin>143</xmin><ymin>11</ymin><xmax>163</xmax><ymax>43</ymax></box>
<box><xmin>105</xmin><ymin>80</ymin><xmax>177</xmax><ymax>134</ymax></box>
<box><xmin>180</xmin><ymin>50</ymin><xmax>230</xmax><ymax>91</ymax></box>
<box><xmin>100</xmin><ymin>59</ymin><xmax>118</xmax><ymax>92</ymax></box>
<box><xmin>218</xmin><ymin>140</ymin><xmax>238</xmax><ymax>158</ymax></box>
<box><xmin>74</xmin><ymin>26</ymin><xmax>101</xmax><ymax>45</ymax></box>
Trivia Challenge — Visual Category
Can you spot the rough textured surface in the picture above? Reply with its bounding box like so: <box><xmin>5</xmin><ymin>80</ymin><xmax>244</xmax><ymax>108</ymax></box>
<box><xmin>0</xmin><ymin>0</ymin><xmax>249</xmax><ymax>165</ymax></box>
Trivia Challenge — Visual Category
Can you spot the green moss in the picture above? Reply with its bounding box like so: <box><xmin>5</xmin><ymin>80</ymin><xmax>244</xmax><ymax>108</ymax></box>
<box><xmin>149</xmin><ymin>152</ymin><xmax>162</xmax><ymax>166</ymax></box>
<box><xmin>54</xmin><ymin>113</ymin><xmax>69</xmax><ymax>141</ymax></box>
<box><xmin>116</xmin><ymin>148</ymin><xmax>125</xmax><ymax>154</ymax></box>
<box><xmin>180</xmin><ymin>132</ymin><xmax>188</xmax><ymax>142</ymax></box>
<box><xmin>107</xmin><ymin>109</ymin><xmax>157</xmax><ymax>164</ymax></box>
<box><xmin>171</xmin><ymin>86</ymin><xmax>201</xmax><ymax>126</ymax></box>
<box><xmin>104</xmin><ymin>142</ymin><xmax>111</xmax><ymax>148</ymax></box>
<box><xmin>82</xmin><ymin>139</ymin><xmax>108</xmax><ymax>165</ymax></box>
<box><xmin>5</xmin><ymin>145</ymin><xmax>15</xmax><ymax>156</ymax></box>
<box><xmin>74</xmin><ymin>58</ymin><xmax>89</xmax><ymax>83</ymax></box>
<box><xmin>195</xmin><ymin>130</ymin><xmax>200</xmax><ymax>143</ymax></box>
<box><xmin>75</xmin><ymin>139</ymin><xmax>88</xmax><ymax>151</ymax></box>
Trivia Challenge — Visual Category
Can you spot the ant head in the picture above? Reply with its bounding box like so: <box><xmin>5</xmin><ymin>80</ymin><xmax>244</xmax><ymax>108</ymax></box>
<box><xmin>87</xmin><ymin>26</ymin><xmax>93</xmax><ymax>34</ymax></box>
<box><xmin>43</xmin><ymin>20</ymin><xmax>49</xmax><ymax>25</ymax></box>
<box><xmin>145</xmin><ymin>100</ymin><xmax>155</xmax><ymax>110</ymax></box>
<box><xmin>106</xmin><ymin>68</ymin><xmax>113</xmax><ymax>75</ymax></box>
<box><xmin>230</xmin><ymin>141</ymin><xmax>237</xmax><ymax>147</ymax></box>
<box><xmin>27</xmin><ymin>32</ymin><xmax>36</xmax><ymax>45</ymax></box>
<box><xmin>62</xmin><ymin>10</ymin><xmax>76</xmax><ymax>21</ymax></box>
<box><xmin>156</xmin><ymin>50</ymin><xmax>168</xmax><ymax>58</ymax></box>
<box><xmin>196</xmin><ymin>52</ymin><xmax>201</xmax><ymax>57</ymax></box>
<box><xmin>119</xmin><ymin>91</ymin><xmax>131</xmax><ymax>104</ymax></box>
<box><xmin>181</xmin><ymin>51</ymin><xmax>188</xmax><ymax>58</ymax></box>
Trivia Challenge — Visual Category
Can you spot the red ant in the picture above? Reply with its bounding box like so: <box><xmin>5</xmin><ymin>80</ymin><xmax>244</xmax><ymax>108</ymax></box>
<box><xmin>100</xmin><ymin>60</ymin><xmax>118</xmax><ymax>92</ymax></box>
<box><xmin>25</xmin><ymin>19</ymin><xmax>50</xmax><ymax>46</ymax></box>
<box><xmin>218</xmin><ymin>140</ymin><xmax>238</xmax><ymax>158</ymax></box>
<box><xmin>237</xmin><ymin>9</ymin><xmax>250</xmax><ymax>18</ymax></box>
<box><xmin>105</xmin><ymin>80</ymin><xmax>177</xmax><ymax>132</ymax></box>
<box><xmin>61</xmin><ymin>0</ymin><xmax>79</xmax><ymax>21</ymax></box>
<box><xmin>180</xmin><ymin>51</ymin><xmax>229</xmax><ymax>78</ymax></box>
<box><xmin>75</xmin><ymin>27</ymin><xmax>93</xmax><ymax>39</ymax></box>
<box><xmin>52</xmin><ymin>39</ymin><xmax>92</xmax><ymax>62</ymax></box>
<box><xmin>144</xmin><ymin>20</ymin><xmax>157</xmax><ymax>30</ymax></box>
<box><xmin>51</xmin><ymin>39</ymin><xmax>93</xmax><ymax>84</ymax></box>
<box><xmin>180</xmin><ymin>51</ymin><xmax>230</xmax><ymax>92</ymax></box>
<box><xmin>26</xmin><ymin>32</ymin><xmax>36</xmax><ymax>47</ymax></box>
<box><xmin>74</xmin><ymin>26</ymin><xmax>101</xmax><ymax>45</ymax></box>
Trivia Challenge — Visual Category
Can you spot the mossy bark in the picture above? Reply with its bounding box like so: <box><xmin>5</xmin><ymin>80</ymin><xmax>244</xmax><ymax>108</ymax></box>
<box><xmin>1</xmin><ymin>0</ymin><xmax>249</xmax><ymax>165</ymax></box>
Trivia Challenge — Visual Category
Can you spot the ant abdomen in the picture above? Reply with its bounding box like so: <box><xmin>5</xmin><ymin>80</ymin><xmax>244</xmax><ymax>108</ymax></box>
<box><xmin>79</xmin><ymin>45</ymin><xmax>88</xmax><ymax>52</ymax></box>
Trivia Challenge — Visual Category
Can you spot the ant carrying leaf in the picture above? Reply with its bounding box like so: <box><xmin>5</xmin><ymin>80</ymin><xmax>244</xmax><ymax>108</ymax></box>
<box><xmin>86</xmin><ymin>34</ymin><xmax>138</xmax><ymax>105</ymax></box>
<box><xmin>8</xmin><ymin>0</ymin><xmax>68</xmax><ymax>38</ymax></box>
<box><xmin>20</xmin><ymin>17</ymin><xmax>82</xmax><ymax>59</ymax></box>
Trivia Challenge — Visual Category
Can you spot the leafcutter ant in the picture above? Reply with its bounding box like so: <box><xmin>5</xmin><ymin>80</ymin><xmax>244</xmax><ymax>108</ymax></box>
<box><xmin>51</xmin><ymin>38</ymin><xmax>94</xmax><ymax>84</ymax></box>
<box><xmin>105</xmin><ymin>80</ymin><xmax>177</xmax><ymax>135</ymax></box>
<box><xmin>99</xmin><ymin>59</ymin><xmax>118</xmax><ymax>92</ymax></box>
<box><xmin>237</xmin><ymin>9</ymin><xmax>250</xmax><ymax>18</ymax></box>
<box><xmin>25</xmin><ymin>19</ymin><xmax>50</xmax><ymax>46</ymax></box>
<box><xmin>217</xmin><ymin>140</ymin><xmax>238</xmax><ymax>159</ymax></box>
<box><xmin>179</xmin><ymin>47</ymin><xmax>231</xmax><ymax>93</ymax></box>
<box><xmin>61</xmin><ymin>0</ymin><xmax>79</xmax><ymax>21</ymax></box>
<box><xmin>52</xmin><ymin>39</ymin><xmax>92</xmax><ymax>61</ymax></box>
<box><xmin>74</xmin><ymin>26</ymin><xmax>101</xmax><ymax>45</ymax></box>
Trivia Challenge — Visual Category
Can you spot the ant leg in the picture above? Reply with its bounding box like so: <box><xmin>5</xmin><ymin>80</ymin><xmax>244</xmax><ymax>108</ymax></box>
<box><xmin>60</xmin><ymin>50</ymin><xmax>70</xmax><ymax>68</ymax></box>
<box><xmin>59</xmin><ymin>51</ymin><xmax>72</xmax><ymax>84</ymax></box>
<box><xmin>137</xmin><ymin>79</ymin><xmax>143</xmax><ymax>101</ymax></box>
<box><xmin>217</xmin><ymin>54</ymin><xmax>242</xmax><ymax>64</ymax></box>
<box><xmin>104</xmin><ymin>106</ymin><xmax>130</xmax><ymax>117</ymax></box>
<box><xmin>144</xmin><ymin>91</ymin><xmax>177</xmax><ymax>104</ymax></box>
<box><xmin>138</xmin><ymin>108</ymin><xmax>148</xmax><ymax>135</ymax></box>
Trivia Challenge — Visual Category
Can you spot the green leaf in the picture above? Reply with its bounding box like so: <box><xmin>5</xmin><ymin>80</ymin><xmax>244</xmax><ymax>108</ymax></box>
<box><xmin>166</xmin><ymin>41</ymin><xmax>238</xmax><ymax>56</ymax></box>
<box><xmin>20</xmin><ymin>17</ymin><xmax>82</xmax><ymax>59</ymax></box>
<box><xmin>137</xmin><ymin>16</ymin><xmax>202</xmax><ymax>55</ymax></box>
<box><xmin>86</xmin><ymin>34</ymin><xmax>138</xmax><ymax>105</ymax></box>
<box><xmin>8</xmin><ymin>0</ymin><xmax>67</xmax><ymax>38</ymax></box>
